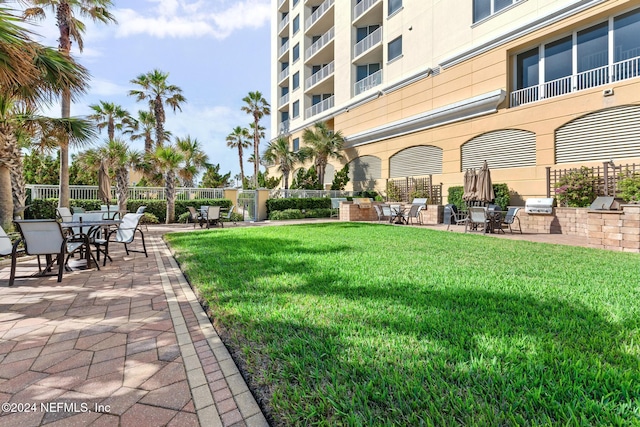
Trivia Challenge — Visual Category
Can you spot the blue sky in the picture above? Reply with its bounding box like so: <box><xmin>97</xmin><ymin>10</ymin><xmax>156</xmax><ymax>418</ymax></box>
<box><xmin>17</xmin><ymin>0</ymin><xmax>272</xmax><ymax>182</ymax></box>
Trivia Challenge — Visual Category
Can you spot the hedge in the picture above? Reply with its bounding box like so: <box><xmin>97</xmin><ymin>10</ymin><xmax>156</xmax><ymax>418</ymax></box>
<box><xmin>27</xmin><ymin>198</ymin><xmax>232</xmax><ymax>223</ymax></box>
<box><xmin>266</xmin><ymin>197</ymin><xmax>331</xmax><ymax>215</ymax></box>
<box><xmin>447</xmin><ymin>183</ymin><xmax>510</xmax><ymax>211</ymax></box>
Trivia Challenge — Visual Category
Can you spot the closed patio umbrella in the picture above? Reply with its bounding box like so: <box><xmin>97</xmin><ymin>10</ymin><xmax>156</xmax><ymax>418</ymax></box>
<box><xmin>462</xmin><ymin>168</ymin><xmax>477</xmax><ymax>202</ymax></box>
<box><xmin>98</xmin><ymin>160</ymin><xmax>111</xmax><ymax>214</ymax></box>
<box><xmin>476</xmin><ymin>160</ymin><xmax>495</xmax><ymax>203</ymax></box>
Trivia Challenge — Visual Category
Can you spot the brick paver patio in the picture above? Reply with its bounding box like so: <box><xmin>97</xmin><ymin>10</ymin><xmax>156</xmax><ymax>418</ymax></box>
<box><xmin>0</xmin><ymin>225</ymin><xmax>268</xmax><ymax>427</ymax></box>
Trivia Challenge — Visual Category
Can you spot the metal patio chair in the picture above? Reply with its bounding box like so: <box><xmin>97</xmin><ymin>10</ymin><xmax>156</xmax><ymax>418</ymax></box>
<box><xmin>500</xmin><ymin>207</ymin><xmax>522</xmax><ymax>234</ymax></box>
<box><xmin>93</xmin><ymin>213</ymin><xmax>148</xmax><ymax>266</ymax></box>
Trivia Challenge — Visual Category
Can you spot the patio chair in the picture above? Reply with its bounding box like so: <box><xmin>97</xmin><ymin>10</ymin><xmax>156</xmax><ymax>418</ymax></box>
<box><xmin>446</xmin><ymin>205</ymin><xmax>468</xmax><ymax>230</ymax></box>
<box><xmin>203</xmin><ymin>206</ymin><xmax>222</xmax><ymax>228</ymax></box>
<box><xmin>56</xmin><ymin>207</ymin><xmax>73</xmax><ymax>222</ymax></box>
<box><xmin>465</xmin><ymin>206</ymin><xmax>491</xmax><ymax>233</ymax></box>
<box><xmin>10</xmin><ymin>220</ymin><xmax>97</xmax><ymax>286</ymax></box>
<box><xmin>221</xmin><ymin>205</ymin><xmax>237</xmax><ymax>227</ymax></box>
<box><xmin>330</xmin><ymin>198</ymin><xmax>347</xmax><ymax>218</ymax></box>
<box><xmin>136</xmin><ymin>206</ymin><xmax>146</xmax><ymax>214</ymax></box>
<box><xmin>405</xmin><ymin>204</ymin><xmax>424</xmax><ymax>225</ymax></box>
<box><xmin>1</xmin><ymin>225</ymin><xmax>23</xmax><ymax>286</ymax></box>
<box><xmin>93</xmin><ymin>213</ymin><xmax>147</xmax><ymax>266</ymax></box>
<box><xmin>374</xmin><ymin>204</ymin><xmax>391</xmax><ymax>223</ymax></box>
<box><xmin>187</xmin><ymin>206</ymin><xmax>202</xmax><ymax>228</ymax></box>
<box><xmin>500</xmin><ymin>207</ymin><xmax>522</xmax><ymax>234</ymax></box>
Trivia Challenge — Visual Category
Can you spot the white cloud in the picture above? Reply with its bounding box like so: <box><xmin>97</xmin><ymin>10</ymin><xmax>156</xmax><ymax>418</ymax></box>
<box><xmin>115</xmin><ymin>0</ymin><xmax>270</xmax><ymax>39</ymax></box>
<box><xmin>87</xmin><ymin>78</ymin><xmax>132</xmax><ymax>97</ymax></box>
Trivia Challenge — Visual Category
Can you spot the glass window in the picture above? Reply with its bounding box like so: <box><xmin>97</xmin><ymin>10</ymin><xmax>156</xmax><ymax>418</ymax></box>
<box><xmin>614</xmin><ymin>8</ymin><xmax>640</xmax><ymax>62</ymax></box>
<box><xmin>281</xmin><ymin>87</ymin><xmax>289</xmax><ymax>96</ymax></box>
<box><xmin>292</xmin><ymin>43</ymin><xmax>299</xmax><ymax>62</ymax></box>
<box><xmin>281</xmin><ymin>36</ymin><xmax>288</xmax><ymax>46</ymax></box>
<box><xmin>293</xmin><ymin>15</ymin><xmax>300</xmax><ymax>34</ymax></box>
<box><xmin>292</xmin><ymin>101</ymin><xmax>300</xmax><ymax>118</ymax></box>
<box><xmin>577</xmin><ymin>22</ymin><xmax>608</xmax><ymax>72</ymax></box>
<box><xmin>516</xmin><ymin>47</ymin><xmax>539</xmax><ymax>89</ymax></box>
<box><xmin>389</xmin><ymin>0</ymin><xmax>402</xmax><ymax>16</ymax></box>
<box><xmin>281</xmin><ymin>61</ymin><xmax>289</xmax><ymax>71</ymax></box>
<box><xmin>473</xmin><ymin>0</ymin><xmax>491</xmax><ymax>22</ymax></box>
<box><xmin>356</xmin><ymin>25</ymin><xmax>380</xmax><ymax>43</ymax></box>
<box><xmin>292</xmin><ymin>138</ymin><xmax>299</xmax><ymax>152</ymax></box>
<box><xmin>292</xmin><ymin>71</ymin><xmax>299</xmax><ymax>90</ymax></box>
<box><xmin>388</xmin><ymin>36</ymin><xmax>402</xmax><ymax>61</ymax></box>
<box><xmin>495</xmin><ymin>0</ymin><xmax>513</xmax><ymax>13</ymax></box>
<box><xmin>356</xmin><ymin>63</ymin><xmax>381</xmax><ymax>81</ymax></box>
<box><xmin>293</xmin><ymin>0</ymin><xmax>299</xmax><ymax>6</ymax></box>
<box><xmin>281</xmin><ymin>111</ymin><xmax>289</xmax><ymax>122</ymax></box>
<box><xmin>545</xmin><ymin>36</ymin><xmax>572</xmax><ymax>82</ymax></box>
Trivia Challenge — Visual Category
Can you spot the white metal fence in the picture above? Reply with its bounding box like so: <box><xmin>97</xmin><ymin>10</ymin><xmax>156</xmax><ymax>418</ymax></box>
<box><xmin>27</xmin><ymin>185</ymin><xmax>224</xmax><ymax>201</ymax></box>
<box><xmin>269</xmin><ymin>189</ymin><xmax>357</xmax><ymax>199</ymax></box>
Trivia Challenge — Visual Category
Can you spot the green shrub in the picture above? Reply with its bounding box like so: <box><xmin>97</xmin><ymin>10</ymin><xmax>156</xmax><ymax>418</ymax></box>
<box><xmin>448</xmin><ymin>184</ymin><xmax>510</xmax><ymax>210</ymax></box>
<box><xmin>447</xmin><ymin>186</ymin><xmax>464</xmax><ymax>209</ymax></box>
<box><xmin>269</xmin><ymin>209</ymin><xmax>305</xmax><ymax>220</ymax></box>
<box><xmin>617</xmin><ymin>169</ymin><xmax>640</xmax><ymax>203</ymax></box>
<box><xmin>303</xmin><ymin>208</ymin><xmax>333</xmax><ymax>218</ymax></box>
<box><xmin>554</xmin><ymin>167</ymin><xmax>596</xmax><ymax>207</ymax></box>
<box><xmin>140</xmin><ymin>212</ymin><xmax>160</xmax><ymax>224</ymax></box>
<box><xmin>266</xmin><ymin>197</ymin><xmax>331</xmax><ymax>215</ymax></box>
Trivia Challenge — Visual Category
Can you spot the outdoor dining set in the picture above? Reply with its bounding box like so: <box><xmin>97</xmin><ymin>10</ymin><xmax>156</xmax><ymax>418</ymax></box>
<box><xmin>0</xmin><ymin>205</ymin><xmax>148</xmax><ymax>287</ymax></box>
<box><xmin>187</xmin><ymin>205</ymin><xmax>236</xmax><ymax>229</ymax></box>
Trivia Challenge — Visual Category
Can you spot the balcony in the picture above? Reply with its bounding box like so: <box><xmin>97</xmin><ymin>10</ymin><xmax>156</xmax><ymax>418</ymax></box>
<box><xmin>353</xmin><ymin>0</ymin><xmax>382</xmax><ymax>24</ymax></box>
<box><xmin>510</xmin><ymin>56</ymin><xmax>640</xmax><ymax>107</ymax></box>
<box><xmin>305</xmin><ymin>61</ymin><xmax>334</xmax><ymax>90</ymax></box>
<box><xmin>306</xmin><ymin>95</ymin><xmax>334</xmax><ymax>118</ymax></box>
<box><xmin>306</xmin><ymin>0</ymin><xmax>334</xmax><ymax>34</ymax></box>
<box><xmin>305</xmin><ymin>27</ymin><xmax>334</xmax><ymax>62</ymax></box>
<box><xmin>279</xmin><ymin>93</ymin><xmax>290</xmax><ymax>109</ymax></box>
<box><xmin>353</xmin><ymin>27</ymin><xmax>382</xmax><ymax>59</ymax></box>
<box><xmin>279</xmin><ymin>67</ymin><xmax>290</xmax><ymax>83</ymax></box>
<box><xmin>279</xmin><ymin>120</ymin><xmax>290</xmax><ymax>135</ymax></box>
<box><xmin>278</xmin><ymin>0</ymin><xmax>288</xmax><ymax>12</ymax></box>
<box><xmin>278</xmin><ymin>15</ymin><xmax>289</xmax><ymax>35</ymax></box>
<box><xmin>354</xmin><ymin>69</ymin><xmax>382</xmax><ymax>96</ymax></box>
<box><xmin>278</xmin><ymin>40</ymin><xmax>290</xmax><ymax>59</ymax></box>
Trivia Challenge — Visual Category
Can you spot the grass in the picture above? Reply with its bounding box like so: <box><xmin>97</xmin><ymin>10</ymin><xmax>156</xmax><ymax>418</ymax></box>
<box><xmin>165</xmin><ymin>223</ymin><xmax>640</xmax><ymax>426</ymax></box>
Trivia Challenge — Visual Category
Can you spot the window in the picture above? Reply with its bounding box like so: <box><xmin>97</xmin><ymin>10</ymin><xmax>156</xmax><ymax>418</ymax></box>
<box><xmin>292</xmin><ymin>43</ymin><xmax>300</xmax><ymax>62</ymax></box>
<box><xmin>293</xmin><ymin>0</ymin><xmax>299</xmax><ymax>6</ymax></box>
<box><xmin>388</xmin><ymin>0</ymin><xmax>402</xmax><ymax>16</ymax></box>
<box><xmin>312</xmin><ymin>94</ymin><xmax>332</xmax><ymax>105</ymax></box>
<box><xmin>615</xmin><ymin>8</ymin><xmax>640</xmax><ymax>61</ymax></box>
<box><xmin>292</xmin><ymin>137</ymin><xmax>300</xmax><ymax>152</ymax></box>
<box><xmin>292</xmin><ymin>71</ymin><xmax>300</xmax><ymax>90</ymax></box>
<box><xmin>516</xmin><ymin>47</ymin><xmax>539</xmax><ymax>90</ymax></box>
<box><xmin>356</xmin><ymin>63</ymin><xmax>381</xmax><ymax>81</ymax></box>
<box><xmin>293</xmin><ymin>15</ymin><xmax>300</xmax><ymax>34</ymax></box>
<box><xmin>281</xmin><ymin>111</ymin><xmax>289</xmax><ymax>122</ymax></box>
<box><xmin>281</xmin><ymin>36</ymin><xmax>289</xmax><ymax>46</ymax></box>
<box><xmin>281</xmin><ymin>61</ymin><xmax>289</xmax><ymax>71</ymax></box>
<box><xmin>473</xmin><ymin>0</ymin><xmax>521</xmax><ymax>23</ymax></box>
<box><xmin>356</xmin><ymin>25</ymin><xmax>380</xmax><ymax>42</ymax></box>
<box><xmin>281</xmin><ymin>87</ymin><xmax>289</xmax><ymax>96</ymax></box>
<box><xmin>292</xmin><ymin>101</ymin><xmax>300</xmax><ymax>118</ymax></box>
<box><xmin>388</xmin><ymin>36</ymin><xmax>402</xmax><ymax>61</ymax></box>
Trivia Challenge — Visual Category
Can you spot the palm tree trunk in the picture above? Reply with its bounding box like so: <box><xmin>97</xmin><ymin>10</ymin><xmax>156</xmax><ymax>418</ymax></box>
<box><xmin>154</xmin><ymin>97</ymin><xmax>165</xmax><ymax>147</ymax></box>
<box><xmin>10</xmin><ymin>156</ymin><xmax>26</xmax><ymax>220</ymax></box>
<box><xmin>116</xmin><ymin>167</ymin><xmax>128</xmax><ymax>214</ymax></box>
<box><xmin>253</xmin><ymin>118</ymin><xmax>259</xmax><ymax>188</ymax></box>
<box><xmin>165</xmin><ymin>170</ymin><xmax>175</xmax><ymax>224</ymax></box>
<box><xmin>238</xmin><ymin>146</ymin><xmax>245</xmax><ymax>188</ymax></box>
<box><xmin>0</xmin><ymin>163</ymin><xmax>13</xmax><ymax>228</ymax></box>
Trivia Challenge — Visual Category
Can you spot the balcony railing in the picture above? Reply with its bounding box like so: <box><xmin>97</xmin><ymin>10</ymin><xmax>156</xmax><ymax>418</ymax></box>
<box><xmin>278</xmin><ymin>15</ymin><xmax>289</xmax><ymax>33</ymax></box>
<box><xmin>279</xmin><ymin>120</ymin><xmax>290</xmax><ymax>135</ymax></box>
<box><xmin>354</xmin><ymin>69</ymin><xmax>382</xmax><ymax>95</ymax></box>
<box><xmin>306</xmin><ymin>95</ymin><xmax>334</xmax><ymax>118</ymax></box>
<box><xmin>279</xmin><ymin>66</ymin><xmax>290</xmax><ymax>82</ymax></box>
<box><xmin>279</xmin><ymin>93</ymin><xmax>290</xmax><ymax>107</ymax></box>
<box><xmin>305</xmin><ymin>61</ymin><xmax>334</xmax><ymax>90</ymax></box>
<box><xmin>306</xmin><ymin>0</ymin><xmax>334</xmax><ymax>29</ymax></box>
<box><xmin>305</xmin><ymin>27</ymin><xmax>335</xmax><ymax>60</ymax></box>
<box><xmin>354</xmin><ymin>0</ymin><xmax>381</xmax><ymax>21</ymax></box>
<box><xmin>510</xmin><ymin>56</ymin><xmax>640</xmax><ymax>107</ymax></box>
<box><xmin>278</xmin><ymin>40</ymin><xmax>289</xmax><ymax>58</ymax></box>
<box><xmin>354</xmin><ymin>27</ymin><xmax>382</xmax><ymax>59</ymax></box>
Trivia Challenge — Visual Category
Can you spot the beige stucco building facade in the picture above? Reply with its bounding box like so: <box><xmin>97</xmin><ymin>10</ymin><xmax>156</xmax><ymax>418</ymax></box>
<box><xmin>270</xmin><ymin>0</ymin><xmax>640</xmax><ymax>202</ymax></box>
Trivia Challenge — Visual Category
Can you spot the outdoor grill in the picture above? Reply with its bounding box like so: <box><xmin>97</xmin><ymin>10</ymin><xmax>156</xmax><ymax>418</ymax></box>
<box><xmin>525</xmin><ymin>198</ymin><xmax>555</xmax><ymax>214</ymax></box>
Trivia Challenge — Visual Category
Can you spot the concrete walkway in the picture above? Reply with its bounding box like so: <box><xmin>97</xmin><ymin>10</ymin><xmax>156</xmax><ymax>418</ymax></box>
<box><xmin>0</xmin><ymin>225</ymin><xmax>268</xmax><ymax>427</ymax></box>
<box><xmin>0</xmin><ymin>219</ymin><xmax>590</xmax><ymax>427</ymax></box>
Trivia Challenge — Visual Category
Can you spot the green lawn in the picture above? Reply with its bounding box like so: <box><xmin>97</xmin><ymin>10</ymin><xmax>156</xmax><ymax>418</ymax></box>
<box><xmin>165</xmin><ymin>223</ymin><xmax>640</xmax><ymax>426</ymax></box>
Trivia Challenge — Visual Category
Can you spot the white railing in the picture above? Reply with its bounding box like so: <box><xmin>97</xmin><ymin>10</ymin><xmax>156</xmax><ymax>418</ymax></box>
<box><xmin>279</xmin><ymin>120</ymin><xmax>290</xmax><ymax>135</ymax></box>
<box><xmin>306</xmin><ymin>0</ymin><xmax>334</xmax><ymax>29</ymax></box>
<box><xmin>510</xmin><ymin>56</ymin><xmax>640</xmax><ymax>107</ymax></box>
<box><xmin>305</xmin><ymin>27</ymin><xmax>335</xmax><ymax>60</ymax></box>
<box><xmin>278</xmin><ymin>15</ymin><xmax>289</xmax><ymax>33</ymax></box>
<box><xmin>305</xmin><ymin>61</ymin><xmax>334</xmax><ymax>90</ymax></box>
<box><xmin>354</xmin><ymin>69</ymin><xmax>383</xmax><ymax>95</ymax></box>
<box><xmin>354</xmin><ymin>0</ymin><xmax>381</xmax><ymax>21</ymax></box>
<box><xmin>279</xmin><ymin>66</ymin><xmax>290</xmax><ymax>82</ymax></box>
<box><xmin>27</xmin><ymin>185</ymin><xmax>224</xmax><ymax>201</ymax></box>
<box><xmin>279</xmin><ymin>93</ymin><xmax>290</xmax><ymax>107</ymax></box>
<box><xmin>269</xmin><ymin>189</ymin><xmax>357</xmax><ymax>198</ymax></box>
<box><xmin>306</xmin><ymin>95</ymin><xmax>334</xmax><ymax>118</ymax></box>
<box><xmin>354</xmin><ymin>26</ymin><xmax>382</xmax><ymax>59</ymax></box>
<box><xmin>278</xmin><ymin>40</ymin><xmax>289</xmax><ymax>58</ymax></box>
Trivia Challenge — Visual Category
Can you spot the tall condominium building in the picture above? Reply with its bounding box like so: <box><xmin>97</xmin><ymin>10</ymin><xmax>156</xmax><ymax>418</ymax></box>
<box><xmin>270</xmin><ymin>0</ymin><xmax>640</xmax><ymax>200</ymax></box>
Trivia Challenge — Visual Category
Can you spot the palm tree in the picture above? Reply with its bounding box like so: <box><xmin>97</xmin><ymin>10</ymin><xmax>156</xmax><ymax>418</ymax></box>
<box><xmin>176</xmin><ymin>135</ymin><xmax>209</xmax><ymax>187</ymax></box>
<box><xmin>241</xmin><ymin>91</ymin><xmax>270</xmax><ymax>188</ymax></box>
<box><xmin>263</xmin><ymin>136</ymin><xmax>300</xmax><ymax>190</ymax></box>
<box><xmin>127</xmin><ymin>110</ymin><xmax>157</xmax><ymax>153</ymax></box>
<box><xmin>226</xmin><ymin>126</ymin><xmax>250</xmax><ymax>188</ymax></box>
<box><xmin>88</xmin><ymin>101</ymin><xmax>132</xmax><ymax>141</ymax></box>
<box><xmin>129</xmin><ymin>69</ymin><xmax>186</xmax><ymax>148</ymax></box>
<box><xmin>154</xmin><ymin>146</ymin><xmax>184</xmax><ymax>224</ymax></box>
<box><xmin>23</xmin><ymin>0</ymin><xmax>116</xmax><ymax>210</ymax></box>
<box><xmin>100</xmin><ymin>139</ymin><xmax>143</xmax><ymax>213</ymax></box>
<box><xmin>301</xmin><ymin>121</ymin><xmax>345</xmax><ymax>187</ymax></box>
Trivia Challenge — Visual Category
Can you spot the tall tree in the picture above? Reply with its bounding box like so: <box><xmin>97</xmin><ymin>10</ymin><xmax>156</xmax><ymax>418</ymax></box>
<box><xmin>200</xmin><ymin>164</ymin><xmax>231</xmax><ymax>188</ymax></box>
<box><xmin>88</xmin><ymin>101</ymin><xmax>132</xmax><ymax>141</ymax></box>
<box><xmin>127</xmin><ymin>110</ymin><xmax>157</xmax><ymax>153</ymax></box>
<box><xmin>129</xmin><ymin>69</ymin><xmax>186</xmax><ymax>148</ymax></box>
<box><xmin>23</xmin><ymin>0</ymin><xmax>116</xmax><ymax>209</ymax></box>
<box><xmin>263</xmin><ymin>136</ymin><xmax>300</xmax><ymax>190</ymax></box>
<box><xmin>154</xmin><ymin>146</ymin><xmax>184</xmax><ymax>224</ymax></box>
<box><xmin>241</xmin><ymin>91</ymin><xmax>270</xmax><ymax>188</ymax></box>
<box><xmin>175</xmin><ymin>135</ymin><xmax>209</xmax><ymax>187</ymax></box>
<box><xmin>226</xmin><ymin>126</ymin><xmax>250</xmax><ymax>188</ymax></box>
<box><xmin>100</xmin><ymin>139</ymin><xmax>143</xmax><ymax>213</ymax></box>
<box><xmin>301</xmin><ymin>121</ymin><xmax>345</xmax><ymax>187</ymax></box>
